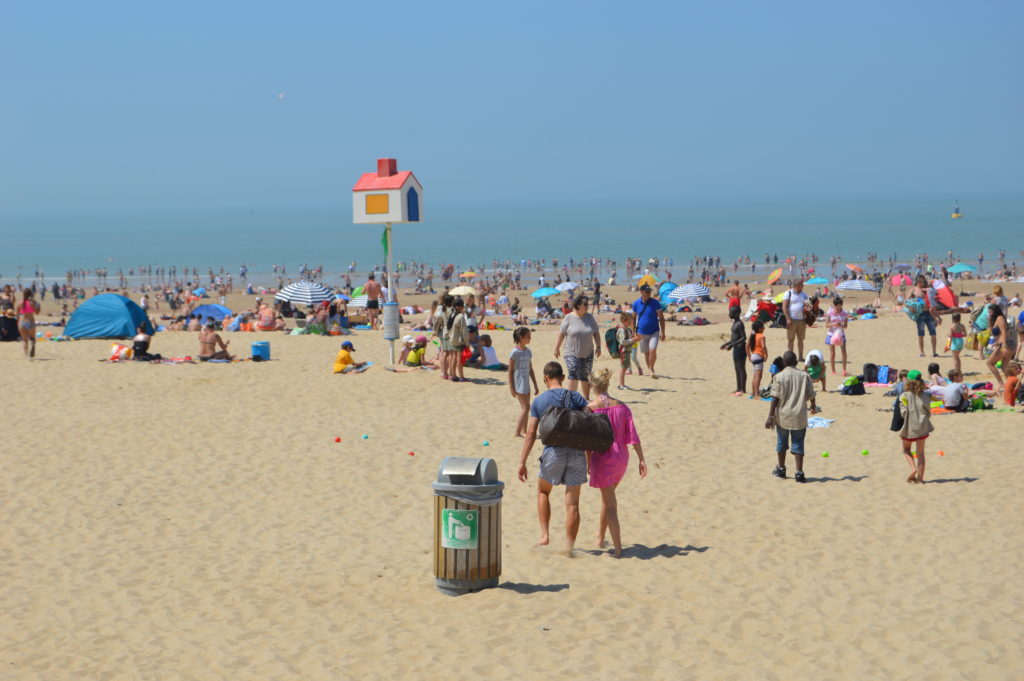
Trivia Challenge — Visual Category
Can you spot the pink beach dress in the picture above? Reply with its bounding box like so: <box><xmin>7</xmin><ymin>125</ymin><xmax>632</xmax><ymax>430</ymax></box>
<box><xmin>588</xmin><ymin>401</ymin><xmax>639</xmax><ymax>488</ymax></box>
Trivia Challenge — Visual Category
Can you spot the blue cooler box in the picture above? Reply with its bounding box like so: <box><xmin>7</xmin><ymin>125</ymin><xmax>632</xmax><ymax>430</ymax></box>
<box><xmin>252</xmin><ymin>341</ymin><xmax>270</xmax><ymax>360</ymax></box>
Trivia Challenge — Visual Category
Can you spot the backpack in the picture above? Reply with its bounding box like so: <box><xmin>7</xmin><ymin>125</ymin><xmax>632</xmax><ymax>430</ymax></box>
<box><xmin>862</xmin><ymin>363</ymin><xmax>879</xmax><ymax>383</ymax></box>
<box><xmin>605</xmin><ymin>327</ymin><xmax>621</xmax><ymax>359</ymax></box>
<box><xmin>877</xmin><ymin>365</ymin><xmax>890</xmax><ymax>383</ymax></box>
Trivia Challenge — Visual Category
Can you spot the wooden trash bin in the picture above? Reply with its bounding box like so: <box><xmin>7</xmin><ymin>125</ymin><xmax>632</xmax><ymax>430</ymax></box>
<box><xmin>432</xmin><ymin>457</ymin><xmax>504</xmax><ymax>596</ymax></box>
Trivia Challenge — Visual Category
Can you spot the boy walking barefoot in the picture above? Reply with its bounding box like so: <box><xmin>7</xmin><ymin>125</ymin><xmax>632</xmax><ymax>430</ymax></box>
<box><xmin>616</xmin><ymin>311</ymin><xmax>640</xmax><ymax>390</ymax></box>
<box><xmin>517</xmin><ymin>362</ymin><xmax>590</xmax><ymax>556</ymax></box>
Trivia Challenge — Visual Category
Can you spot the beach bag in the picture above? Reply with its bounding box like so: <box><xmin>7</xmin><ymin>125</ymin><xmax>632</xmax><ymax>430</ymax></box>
<box><xmin>877</xmin><ymin>365</ymin><xmax>890</xmax><ymax>383</ymax></box>
<box><xmin>862</xmin><ymin>363</ymin><xmax>879</xmax><ymax>383</ymax></box>
<box><xmin>538</xmin><ymin>391</ymin><xmax>613</xmax><ymax>453</ymax></box>
<box><xmin>890</xmin><ymin>401</ymin><xmax>904</xmax><ymax>431</ymax></box>
<box><xmin>904</xmin><ymin>298</ymin><xmax>924</xmax><ymax>321</ymax></box>
<box><xmin>1006</xmin><ymin>323</ymin><xmax>1019</xmax><ymax>348</ymax></box>
<box><xmin>605</xmin><ymin>327</ymin><xmax>621</xmax><ymax>358</ymax></box>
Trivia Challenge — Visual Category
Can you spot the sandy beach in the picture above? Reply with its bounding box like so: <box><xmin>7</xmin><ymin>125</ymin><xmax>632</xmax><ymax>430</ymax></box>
<box><xmin>3</xmin><ymin>283</ymin><xmax>1023</xmax><ymax>680</ymax></box>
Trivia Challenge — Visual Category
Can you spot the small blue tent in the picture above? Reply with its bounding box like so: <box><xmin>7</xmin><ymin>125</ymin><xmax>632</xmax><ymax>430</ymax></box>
<box><xmin>192</xmin><ymin>304</ymin><xmax>232</xmax><ymax>322</ymax></box>
<box><xmin>65</xmin><ymin>294</ymin><xmax>155</xmax><ymax>339</ymax></box>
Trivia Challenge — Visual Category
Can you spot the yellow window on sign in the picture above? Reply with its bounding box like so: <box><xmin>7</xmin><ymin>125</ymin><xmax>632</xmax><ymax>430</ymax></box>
<box><xmin>366</xmin><ymin>194</ymin><xmax>389</xmax><ymax>214</ymax></box>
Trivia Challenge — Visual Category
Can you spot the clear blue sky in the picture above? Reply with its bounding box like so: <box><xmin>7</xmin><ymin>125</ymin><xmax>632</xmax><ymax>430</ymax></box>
<box><xmin>2</xmin><ymin>0</ymin><xmax>1021</xmax><ymax>214</ymax></box>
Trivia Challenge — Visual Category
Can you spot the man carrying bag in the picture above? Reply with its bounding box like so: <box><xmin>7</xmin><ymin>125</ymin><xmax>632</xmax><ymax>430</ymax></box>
<box><xmin>518</xmin><ymin>361</ymin><xmax>607</xmax><ymax>556</ymax></box>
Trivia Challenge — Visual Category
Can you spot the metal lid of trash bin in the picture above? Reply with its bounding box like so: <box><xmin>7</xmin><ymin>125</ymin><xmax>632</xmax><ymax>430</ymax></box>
<box><xmin>433</xmin><ymin>457</ymin><xmax>504</xmax><ymax>505</ymax></box>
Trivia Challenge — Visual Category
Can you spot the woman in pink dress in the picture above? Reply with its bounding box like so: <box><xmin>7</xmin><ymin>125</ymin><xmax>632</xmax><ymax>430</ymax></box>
<box><xmin>586</xmin><ymin>369</ymin><xmax>648</xmax><ymax>557</ymax></box>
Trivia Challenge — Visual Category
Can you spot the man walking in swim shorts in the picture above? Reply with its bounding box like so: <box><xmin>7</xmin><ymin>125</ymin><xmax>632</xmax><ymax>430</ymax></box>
<box><xmin>364</xmin><ymin>273</ymin><xmax>382</xmax><ymax>329</ymax></box>
<box><xmin>517</xmin><ymin>361</ymin><xmax>590</xmax><ymax>556</ymax></box>
<box><xmin>632</xmin><ymin>284</ymin><xmax>666</xmax><ymax>378</ymax></box>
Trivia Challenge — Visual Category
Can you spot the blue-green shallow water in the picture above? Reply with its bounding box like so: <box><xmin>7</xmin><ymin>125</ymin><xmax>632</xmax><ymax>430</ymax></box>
<box><xmin>1</xmin><ymin>197</ymin><xmax>1021</xmax><ymax>279</ymax></box>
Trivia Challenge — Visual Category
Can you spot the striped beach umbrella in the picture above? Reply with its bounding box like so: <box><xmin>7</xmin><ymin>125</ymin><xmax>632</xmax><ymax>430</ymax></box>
<box><xmin>275</xmin><ymin>281</ymin><xmax>335</xmax><ymax>305</ymax></box>
<box><xmin>836</xmin><ymin>279</ymin><xmax>878</xmax><ymax>292</ymax></box>
<box><xmin>347</xmin><ymin>295</ymin><xmax>370</xmax><ymax>308</ymax></box>
<box><xmin>668</xmin><ymin>283</ymin><xmax>711</xmax><ymax>301</ymax></box>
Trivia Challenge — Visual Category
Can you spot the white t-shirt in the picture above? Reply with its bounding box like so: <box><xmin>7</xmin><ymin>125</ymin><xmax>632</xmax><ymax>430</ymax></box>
<box><xmin>784</xmin><ymin>289</ymin><xmax>808</xmax><ymax>320</ymax></box>
<box><xmin>482</xmin><ymin>346</ymin><xmax>500</xmax><ymax>366</ymax></box>
<box><xmin>940</xmin><ymin>383</ymin><xmax>965</xmax><ymax>408</ymax></box>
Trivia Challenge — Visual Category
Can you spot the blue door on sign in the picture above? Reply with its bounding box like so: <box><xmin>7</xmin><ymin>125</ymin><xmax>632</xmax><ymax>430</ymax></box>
<box><xmin>407</xmin><ymin>187</ymin><xmax>420</xmax><ymax>222</ymax></box>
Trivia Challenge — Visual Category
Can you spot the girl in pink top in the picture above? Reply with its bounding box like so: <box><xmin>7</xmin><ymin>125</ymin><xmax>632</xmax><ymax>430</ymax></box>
<box><xmin>825</xmin><ymin>297</ymin><xmax>850</xmax><ymax>376</ymax></box>
<box><xmin>586</xmin><ymin>368</ymin><xmax>648</xmax><ymax>558</ymax></box>
<box><xmin>18</xmin><ymin>289</ymin><xmax>39</xmax><ymax>359</ymax></box>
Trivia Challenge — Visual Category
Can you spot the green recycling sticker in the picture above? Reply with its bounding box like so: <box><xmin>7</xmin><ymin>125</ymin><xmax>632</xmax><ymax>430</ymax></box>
<box><xmin>441</xmin><ymin>509</ymin><xmax>478</xmax><ymax>550</ymax></box>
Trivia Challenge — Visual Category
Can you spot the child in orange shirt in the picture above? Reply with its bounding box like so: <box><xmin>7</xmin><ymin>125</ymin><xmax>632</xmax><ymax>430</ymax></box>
<box><xmin>748</xmin><ymin>320</ymin><xmax>767</xmax><ymax>399</ymax></box>
<box><xmin>1004</xmin><ymin>361</ymin><xmax>1021</xmax><ymax>407</ymax></box>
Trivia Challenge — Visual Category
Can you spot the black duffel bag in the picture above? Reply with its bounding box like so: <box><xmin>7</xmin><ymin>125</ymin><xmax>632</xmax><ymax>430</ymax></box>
<box><xmin>538</xmin><ymin>391</ymin><xmax>614</xmax><ymax>453</ymax></box>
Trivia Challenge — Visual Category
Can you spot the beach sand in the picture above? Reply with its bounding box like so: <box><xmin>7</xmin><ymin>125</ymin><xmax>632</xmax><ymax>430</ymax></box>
<box><xmin>3</xmin><ymin>284</ymin><xmax>1022</xmax><ymax>680</ymax></box>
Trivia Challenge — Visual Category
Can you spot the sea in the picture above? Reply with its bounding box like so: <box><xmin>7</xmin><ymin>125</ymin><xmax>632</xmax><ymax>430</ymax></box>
<box><xmin>1</xmin><ymin>196</ymin><xmax>1021</xmax><ymax>284</ymax></box>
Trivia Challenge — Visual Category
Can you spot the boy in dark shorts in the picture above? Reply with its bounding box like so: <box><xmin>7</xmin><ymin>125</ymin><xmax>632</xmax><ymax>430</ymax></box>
<box><xmin>517</xmin><ymin>361</ymin><xmax>590</xmax><ymax>555</ymax></box>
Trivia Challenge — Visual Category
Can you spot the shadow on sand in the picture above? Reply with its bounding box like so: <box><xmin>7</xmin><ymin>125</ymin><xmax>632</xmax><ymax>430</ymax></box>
<box><xmin>497</xmin><ymin>582</ymin><xmax>570</xmax><ymax>594</ymax></box>
<box><xmin>582</xmin><ymin>543</ymin><xmax>711</xmax><ymax>560</ymax></box>
<box><xmin>805</xmin><ymin>475</ymin><xmax>869</xmax><ymax>483</ymax></box>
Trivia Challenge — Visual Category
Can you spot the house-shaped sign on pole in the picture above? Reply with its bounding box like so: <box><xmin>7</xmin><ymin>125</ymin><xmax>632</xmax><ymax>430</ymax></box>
<box><xmin>352</xmin><ymin>158</ymin><xmax>423</xmax><ymax>364</ymax></box>
<box><xmin>353</xmin><ymin>158</ymin><xmax>423</xmax><ymax>225</ymax></box>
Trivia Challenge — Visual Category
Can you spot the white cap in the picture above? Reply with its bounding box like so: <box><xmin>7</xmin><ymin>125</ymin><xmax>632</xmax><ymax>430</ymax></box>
<box><xmin>403</xmin><ymin>335</ymin><xmax>414</xmax><ymax>344</ymax></box>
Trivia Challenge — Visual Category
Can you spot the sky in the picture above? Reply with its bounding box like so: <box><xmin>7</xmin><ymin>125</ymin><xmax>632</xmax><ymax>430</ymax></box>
<box><xmin>2</xmin><ymin>0</ymin><xmax>1022</xmax><ymax>216</ymax></box>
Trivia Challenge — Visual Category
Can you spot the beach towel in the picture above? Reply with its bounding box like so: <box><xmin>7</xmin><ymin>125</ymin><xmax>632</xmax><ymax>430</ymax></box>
<box><xmin>806</xmin><ymin>417</ymin><xmax>835</xmax><ymax>429</ymax></box>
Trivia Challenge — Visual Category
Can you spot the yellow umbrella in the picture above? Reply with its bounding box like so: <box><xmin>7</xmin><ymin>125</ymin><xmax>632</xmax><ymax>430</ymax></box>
<box><xmin>460</xmin><ymin>271</ymin><xmax>479</xmax><ymax>278</ymax></box>
<box><xmin>449</xmin><ymin>285</ymin><xmax>478</xmax><ymax>296</ymax></box>
<box><xmin>637</xmin><ymin>274</ymin><xmax>659</xmax><ymax>288</ymax></box>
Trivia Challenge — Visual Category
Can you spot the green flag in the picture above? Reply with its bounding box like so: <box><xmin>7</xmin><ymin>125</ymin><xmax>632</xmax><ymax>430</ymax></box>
<box><xmin>381</xmin><ymin>227</ymin><xmax>389</xmax><ymax>258</ymax></box>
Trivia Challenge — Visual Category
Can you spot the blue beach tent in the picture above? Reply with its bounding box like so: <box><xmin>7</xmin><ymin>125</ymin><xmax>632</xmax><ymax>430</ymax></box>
<box><xmin>192</xmin><ymin>304</ymin><xmax>232</xmax><ymax>322</ymax></box>
<box><xmin>65</xmin><ymin>294</ymin><xmax>155</xmax><ymax>339</ymax></box>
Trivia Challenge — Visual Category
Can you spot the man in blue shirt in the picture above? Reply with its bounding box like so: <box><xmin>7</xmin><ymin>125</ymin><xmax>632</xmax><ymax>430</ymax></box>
<box><xmin>632</xmin><ymin>284</ymin><xmax>667</xmax><ymax>378</ymax></box>
<box><xmin>517</xmin><ymin>361</ymin><xmax>590</xmax><ymax>555</ymax></box>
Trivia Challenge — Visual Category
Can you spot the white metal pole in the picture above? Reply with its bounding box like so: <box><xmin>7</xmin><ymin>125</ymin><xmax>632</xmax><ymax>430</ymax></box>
<box><xmin>386</xmin><ymin>222</ymin><xmax>395</xmax><ymax>365</ymax></box>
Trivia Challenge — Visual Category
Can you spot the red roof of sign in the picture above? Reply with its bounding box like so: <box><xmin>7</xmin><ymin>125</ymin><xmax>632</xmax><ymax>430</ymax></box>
<box><xmin>353</xmin><ymin>170</ymin><xmax>417</xmax><ymax>191</ymax></box>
